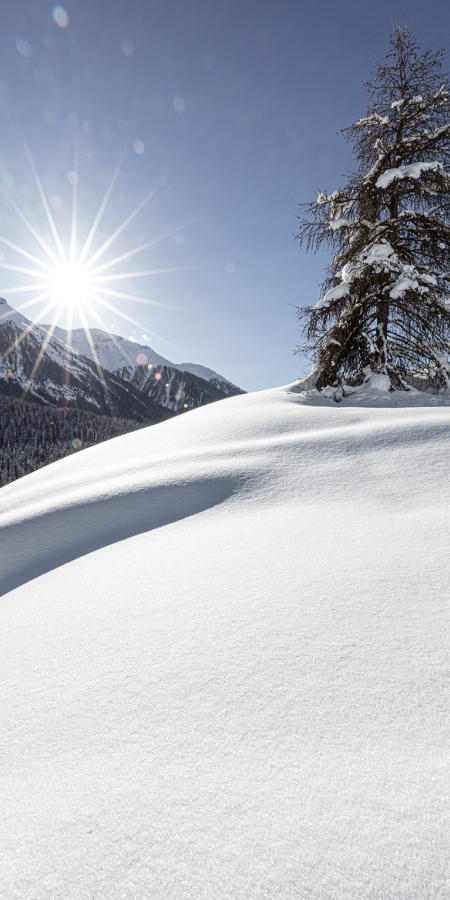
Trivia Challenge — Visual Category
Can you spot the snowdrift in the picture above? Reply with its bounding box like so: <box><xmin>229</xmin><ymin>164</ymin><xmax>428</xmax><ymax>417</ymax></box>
<box><xmin>1</xmin><ymin>383</ymin><xmax>449</xmax><ymax>899</ymax></box>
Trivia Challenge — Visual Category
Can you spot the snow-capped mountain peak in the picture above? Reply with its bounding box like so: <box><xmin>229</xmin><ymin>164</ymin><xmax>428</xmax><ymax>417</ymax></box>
<box><xmin>0</xmin><ymin>299</ymin><xmax>244</xmax><ymax>421</ymax></box>
<box><xmin>49</xmin><ymin>326</ymin><xmax>174</xmax><ymax>378</ymax></box>
<box><xmin>47</xmin><ymin>324</ymin><xmax>243</xmax><ymax>395</ymax></box>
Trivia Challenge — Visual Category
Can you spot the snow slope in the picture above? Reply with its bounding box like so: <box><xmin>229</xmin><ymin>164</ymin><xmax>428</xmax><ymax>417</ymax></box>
<box><xmin>1</xmin><ymin>382</ymin><xmax>450</xmax><ymax>899</ymax></box>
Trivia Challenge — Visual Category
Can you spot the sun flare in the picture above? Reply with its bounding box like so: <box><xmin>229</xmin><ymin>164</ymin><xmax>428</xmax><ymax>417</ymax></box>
<box><xmin>48</xmin><ymin>259</ymin><xmax>96</xmax><ymax>310</ymax></box>
<box><xmin>0</xmin><ymin>139</ymin><xmax>197</xmax><ymax>408</ymax></box>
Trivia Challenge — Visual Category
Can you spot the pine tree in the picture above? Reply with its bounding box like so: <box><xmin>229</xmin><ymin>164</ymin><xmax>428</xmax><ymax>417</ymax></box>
<box><xmin>297</xmin><ymin>27</ymin><xmax>450</xmax><ymax>396</ymax></box>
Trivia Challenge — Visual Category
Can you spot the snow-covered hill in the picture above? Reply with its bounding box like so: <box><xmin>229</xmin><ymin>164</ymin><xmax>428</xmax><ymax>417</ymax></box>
<box><xmin>1</xmin><ymin>381</ymin><xmax>449</xmax><ymax>899</ymax></box>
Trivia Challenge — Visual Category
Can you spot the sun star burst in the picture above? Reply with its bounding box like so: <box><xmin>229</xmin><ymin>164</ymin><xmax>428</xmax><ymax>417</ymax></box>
<box><xmin>0</xmin><ymin>139</ymin><xmax>198</xmax><ymax>408</ymax></box>
<box><xmin>48</xmin><ymin>258</ymin><xmax>97</xmax><ymax>310</ymax></box>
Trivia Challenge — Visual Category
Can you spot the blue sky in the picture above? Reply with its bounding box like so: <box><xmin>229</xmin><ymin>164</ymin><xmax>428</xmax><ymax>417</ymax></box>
<box><xmin>0</xmin><ymin>0</ymin><xmax>449</xmax><ymax>390</ymax></box>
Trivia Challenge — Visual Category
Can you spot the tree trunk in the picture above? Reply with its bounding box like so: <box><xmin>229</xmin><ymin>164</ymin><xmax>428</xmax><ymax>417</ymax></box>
<box><xmin>376</xmin><ymin>186</ymin><xmax>399</xmax><ymax>372</ymax></box>
<box><xmin>376</xmin><ymin>296</ymin><xmax>389</xmax><ymax>371</ymax></box>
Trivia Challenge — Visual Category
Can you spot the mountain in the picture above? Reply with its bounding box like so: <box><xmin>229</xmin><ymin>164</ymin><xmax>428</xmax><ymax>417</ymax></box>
<box><xmin>0</xmin><ymin>298</ymin><xmax>244</xmax><ymax>420</ymax></box>
<box><xmin>1</xmin><ymin>380</ymin><xmax>449</xmax><ymax>898</ymax></box>
<box><xmin>0</xmin><ymin>299</ymin><xmax>171</xmax><ymax>422</ymax></box>
<box><xmin>49</xmin><ymin>324</ymin><xmax>243</xmax><ymax>398</ymax></box>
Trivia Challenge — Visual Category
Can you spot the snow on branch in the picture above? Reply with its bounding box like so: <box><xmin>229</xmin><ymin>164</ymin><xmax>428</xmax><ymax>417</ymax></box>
<box><xmin>355</xmin><ymin>113</ymin><xmax>390</xmax><ymax>127</ymax></box>
<box><xmin>376</xmin><ymin>161</ymin><xmax>443</xmax><ymax>189</ymax></box>
<box><xmin>428</xmin><ymin>346</ymin><xmax>450</xmax><ymax>389</ymax></box>
<box><xmin>313</xmin><ymin>282</ymin><xmax>350</xmax><ymax>310</ymax></box>
<box><xmin>361</xmin><ymin>242</ymin><xmax>395</xmax><ymax>265</ymax></box>
<box><xmin>390</xmin><ymin>274</ymin><xmax>419</xmax><ymax>299</ymax></box>
<box><xmin>329</xmin><ymin>218</ymin><xmax>351</xmax><ymax>231</ymax></box>
<box><xmin>390</xmin><ymin>267</ymin><xmax>437</xmax><ymax>299</ymax></box>
<box><xmin>316</xmin><ymin>241</ymin><xmax>440</xmax><ymax>307</ymax></box>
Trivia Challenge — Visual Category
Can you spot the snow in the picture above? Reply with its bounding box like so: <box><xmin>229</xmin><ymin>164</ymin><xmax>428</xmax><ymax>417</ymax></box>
<box><xmin>389</xmin><ymin>275</ymin><xmax>420</xmax><ymax>299</ymax></box>
<box><xmin>428</xmin><ymin>349</ymin><xmax>450</xmax><ymax>389</ymax></box>
<box><xmin>0</xmin><ymin>300</ymin><xmax>100</xmax><ymax>382</ymax></box>
<box><xmin>362</xmin><ymin>242</ymin><xmax>395</xmax><ymax>264</ymax></box>
<box><xmin>389</xmin><ymin>267</ymin><xmax>437</xmax><ymax>300</ymax></box>
<box><xmin>313</xmin><ymin>281</ymin><xmax>350</xmax><ymax>309</ymax></box>
<box><xmin>334</xmin><ymin>244</ymin><xmax>396</xmax><ymax>289</ymax></box>
<box><xmin>329</xmin><ymin>217</ymin><xmax>350</xmax><ymax>230</ymax></box>
<box><xmin>177</xmin><ymin>361</ymin><xmax>234</xmax><ymax>385</ymax></box>
<box><xmin>0</xmin><ymin>297</ymin><xmax>28</xmax><ymax>327</ymax></box>
<box><xmin>51</xmin><ymin>325</ymin><xmax>175</xmax><ymax>375</ymax></box>
<box><xmin>1</xmin><ymin>300</ymin><xmax>240</xmax><ymax>407</ymax></box>
<box><xmin>336</xmin><ymin>246</ymin><xmax>437</xmax><ymax>300</ymax></box>
<box><xmin>376</xmin><ymin>161</ymin><xmax>443</xmax><ymax>189</ymax></box>
<box><xmin>1</xmin><ymin>384</ymin><xmax>450</xmax><ymax>899</ymax></box>
<box><xmin>50</xmin><ymin>325</ymin><xmax>236</xmax><ymax>389</ymax></box>
<box><xmin>356</xmin><ymin>113</ymin><xmax>390</xmax><ymax>127</ymax></box>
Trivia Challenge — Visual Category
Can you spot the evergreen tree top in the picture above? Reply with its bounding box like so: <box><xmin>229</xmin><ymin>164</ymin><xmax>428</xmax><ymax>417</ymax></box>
<box><xmin>297</xmin><ymin>27</ymin><xmax>450</xmax><ymax>397</ymax></box>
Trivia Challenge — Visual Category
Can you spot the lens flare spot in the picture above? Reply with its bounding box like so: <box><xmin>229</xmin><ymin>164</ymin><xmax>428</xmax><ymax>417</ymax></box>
<box><xmin>133</xmin><ymin>139</ymin><xmax>145</xmax><ymax>155</ymax></box>
<box><xmin>136</xmin><ymin>353</ymin><xmax>147</xmax><ymax>365</ymax></box>
<box><xmin>71</xmin><ymin>438</ymin><xmax>82</xmax><ymax>450</ymax></box>
<box><xmin>16</xmin><ymin>38</ymin><xmax>32</xmax><ymax>57</ymax></box>
<box><xmin>154</xmin><ymin>372</ymin><xmax>162</xmax><ymax>381</ymax></box>
<box><xmin>122</xmin><ymin>40</ymin><xmax>134</xmax><ymax>57</ymax></box>
<box><xmin>53</xmin><ymin>5</ymin><xmax>69</xmax><ymax>27</ymax></box>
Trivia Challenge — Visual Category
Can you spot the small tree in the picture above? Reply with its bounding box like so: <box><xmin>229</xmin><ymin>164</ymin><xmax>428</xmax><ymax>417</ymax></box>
<box><xmin>297</xmin><ymin>27</ymin><xmax>450</xmax><ymax>394</ymax></box>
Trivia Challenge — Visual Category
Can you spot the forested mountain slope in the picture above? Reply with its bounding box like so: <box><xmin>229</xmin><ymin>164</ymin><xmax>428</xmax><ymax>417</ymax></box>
<box><xmin>0</xmin><ymin>394</ymin><xmax>146</xmax><ymax>487</ymax></box>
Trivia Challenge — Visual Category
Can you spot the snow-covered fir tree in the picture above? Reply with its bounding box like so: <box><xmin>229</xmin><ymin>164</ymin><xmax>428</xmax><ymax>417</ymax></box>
<box><xmin>297</xmin><ymin>27</ymin><xmax>450</xmax><ymax>396</ymax></box>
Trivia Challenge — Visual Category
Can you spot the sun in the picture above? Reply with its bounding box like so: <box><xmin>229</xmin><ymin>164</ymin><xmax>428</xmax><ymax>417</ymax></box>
<box><xmin>0</xmin><ymin>144</ymin><xmax>193</xmax><ymax>333</ymax></box>
<box><xmin>0</xmin><ymin>137</ymin><xmax>197</xmax><ymax>407</ymax></box>
<box><xmin>48</xmin><ymin>258</ymin><xmax>96</xmax><ymax>310</ymax></box>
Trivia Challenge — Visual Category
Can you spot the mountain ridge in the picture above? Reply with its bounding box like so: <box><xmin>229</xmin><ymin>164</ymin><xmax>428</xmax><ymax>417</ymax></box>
<box><xmin>46</xmin><ymin>323</ymin><xmax>242</xmax><ymax>396</ymax></box>
<box><xmin>0</xmin><ymin>298</ymin><xmax>244</xmax><ymax>421</ymax></box>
